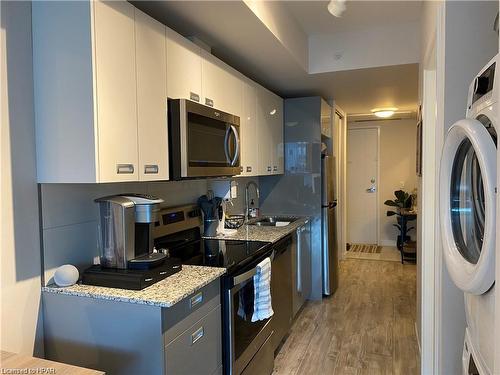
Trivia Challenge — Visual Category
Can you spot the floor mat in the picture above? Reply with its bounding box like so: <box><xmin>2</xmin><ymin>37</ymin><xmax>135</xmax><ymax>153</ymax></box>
<box><xmin>345</xmin><ymin>246</ymin><xmax>401</xmax><ymax>262</ymax></box>
<box><xmin>348</xmin><ymin>243</ymin><xmax>381</xmax><ymax>253</ymax></box>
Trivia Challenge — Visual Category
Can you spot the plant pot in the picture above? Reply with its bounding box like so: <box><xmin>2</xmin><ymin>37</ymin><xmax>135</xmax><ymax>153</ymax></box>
<box><xmin>397</xmin><ymin>235</ymin><xmax>411</xmax><ymax>250</ymax></box>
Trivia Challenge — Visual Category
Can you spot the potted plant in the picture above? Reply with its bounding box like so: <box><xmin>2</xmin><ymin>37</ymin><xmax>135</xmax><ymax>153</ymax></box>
<box><xmin>384</xmin><ymin>190</ymin><xmax>415</xmax><ymax>249</ymax></box>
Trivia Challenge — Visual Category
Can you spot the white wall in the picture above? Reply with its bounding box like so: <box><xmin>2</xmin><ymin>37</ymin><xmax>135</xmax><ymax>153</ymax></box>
<box><xmin>309</xmin><ymin>22</ymin><xmax>420</xmax><ymax>74</ymax></box>
<box><xmin>1</xmin><ymin>1</ymin><xmax>44</xmax><ymax>356</ymax></box>
<box><xmin>243</xmin><ymin>0</ymin><xmax>308</xmax><ymax>71</ymax></box>
<box><xmin>348</xmin><ymin>119</ymin><xmax>417</xmax><ymax>247</ymax></box>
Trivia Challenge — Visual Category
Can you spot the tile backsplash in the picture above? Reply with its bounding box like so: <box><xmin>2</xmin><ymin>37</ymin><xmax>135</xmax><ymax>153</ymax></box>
<box><xmin>39</xmin><ymin>177</ymin><xmax>262</xmax><ymax>285</ymax></box>
<box><xmin>40</xmin><ymin>180</ymin><xmax>208</xmax><ymax>285</ymax></box>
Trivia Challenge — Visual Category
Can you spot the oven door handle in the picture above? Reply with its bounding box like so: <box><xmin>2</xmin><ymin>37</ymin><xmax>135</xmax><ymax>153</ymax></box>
<box><xmin>229</xmin><ymin>125</ymin><xmax>240</xmax><ymax>166</ymax></box>
<box><xmin>232</xmin><ymin>250</ymin><xmax>274</xmax><ymax>285</ymax></box>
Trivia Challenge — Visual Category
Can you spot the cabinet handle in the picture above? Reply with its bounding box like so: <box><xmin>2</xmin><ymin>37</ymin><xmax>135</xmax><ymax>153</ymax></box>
<box><xmin>189</xmin><ymin>292</ymin><xmax>203</xmax><ymax>309</ymax></box>
<box><xmin>144</xmin><ymin>164</ymin><xmax>159</xmax><ymax>174</ymax></box>
<box><xmin>205</xmin><ymin>98</ymin><xmax>214</xmax><ymax>107</ymax></box>
<box><xmin>191</xmin><ymin>326</ymin><xmax>204</xmax><ymax>345</ymax></box>
<box><xmin>240</xmin><ymin>166</ymin><xmax>244</xmax><ymax>172</ymax></box>
<box><xmin>190</xmin><ymin>92</ymin><xmax>200</xmax><ymax>102</ymax></box>
<box><xmin>273</xmin><ymin>166</ymin><xmax>278</xmax><ymax>172</ymax></box>
<box><xmin>116</xmin><ymin>164</ymin><xmax>134</xmax><ymax>174</ymax></box>
<box><xmin>267</xmin><ymin>166</ymin><xmax>272</xmax><ymax>172</ymax></box>
<box><xmin>246</xmin><ymin>166</ymin><xmax>252</xmax><ymax>173</ymax></box>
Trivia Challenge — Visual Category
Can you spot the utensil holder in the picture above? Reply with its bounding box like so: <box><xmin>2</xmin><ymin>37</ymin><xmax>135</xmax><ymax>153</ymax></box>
<box><xmin>204</xmin><ymin>219</ymin><xmax>218</xmax><ymax>237</ymax></box>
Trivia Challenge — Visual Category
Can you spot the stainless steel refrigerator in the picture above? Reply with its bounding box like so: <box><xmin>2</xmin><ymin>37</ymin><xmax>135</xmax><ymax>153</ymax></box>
<box><xmin>322</xmin><ymin>154</ymin><xmax>339</xmax><ymax>295</ymax></box>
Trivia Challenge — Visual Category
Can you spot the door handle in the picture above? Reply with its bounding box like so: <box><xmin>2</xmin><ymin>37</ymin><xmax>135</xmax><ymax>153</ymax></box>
<box><xmin>229</xmin><ymin>125</ymin><xmax>240</xmax><ymax>166</ymax></box>
<box><xmin>144</xmin><ymin>165</ymin><xmax>159</xmax><ymax>174</ymax></box>
<box><xmin>116</xmin><ymin>164</ymin><xmax>134</xmax><ymax>174</ymax></box>
<box><xmin>224</xmin><ymin>126</ymin><xmax>231</xmax><ymax>164</ymax></box>
<box><xmin>366</xmin><ymin>187</ymin><xmax>376</xmax><ymax>193</ymax></box>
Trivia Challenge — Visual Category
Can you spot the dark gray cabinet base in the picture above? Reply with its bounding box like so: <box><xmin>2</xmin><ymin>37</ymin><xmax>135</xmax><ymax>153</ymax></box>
<box><xmin>42</xmin><ymin>280</ymin><xmax>222</xmax><ymax>375</ymax></box>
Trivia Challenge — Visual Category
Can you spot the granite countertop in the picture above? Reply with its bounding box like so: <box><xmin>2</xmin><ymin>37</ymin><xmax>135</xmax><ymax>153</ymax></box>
<box><xmin>42</xmin><ymin>265</ymin><xmax>226</xmax><ymax>308</ymax></box>
<box><xmin>206</xmin><ymin>215</ymin><xmax>310</xmax><ymax>243</ymax></box>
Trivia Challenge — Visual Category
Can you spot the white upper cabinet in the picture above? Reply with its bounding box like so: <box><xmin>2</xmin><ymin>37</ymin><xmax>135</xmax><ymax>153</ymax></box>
<box><xmin>33</xmin><ymin>1</ymin><xmax>169</xmax><ymax>183</ymax></box>
<box><xmin>256</xmin><ymin>86</ymin><xmax>284</xmax><ymax>175</ymax></box>
<box><xmin>240</xmin><ymin>81</ymin><xmax>258</xmax><ymax>176</ymax></box>
<box><xmin>201</xmin><ymin>52</ymin><xmax>243</xmax><ymax>116</ymax></box>
<box><xmin>135</xmin><ymin>9</ymin><xmax>169</xmax><ymax>181</ymax></box>
<box><xmin>270</xmin><ymin>93</ymin><xmax>284</xmax><ymax>174</ymax></box>
<box><xmin>166</xmin><ymin>29</ymin><xmax>202</xmax><ymax>102</ymax></box>
<box><xmin>93</xmin><ymin>0</ymin><xmax>138</xmax><ymax>182</ymax></box>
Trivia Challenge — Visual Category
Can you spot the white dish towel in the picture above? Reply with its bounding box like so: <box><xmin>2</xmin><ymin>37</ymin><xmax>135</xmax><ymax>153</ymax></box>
<box><xmin>251</xmin><ymin>257</ymin><xmax>274</xmax><ymax>322</ymax></box>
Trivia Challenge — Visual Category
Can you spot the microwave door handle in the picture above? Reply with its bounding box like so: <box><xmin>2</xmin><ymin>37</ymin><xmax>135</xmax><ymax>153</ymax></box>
<box><xmin>224</xmin><ymin>125</ymin><xmax>231</xmax><ymax>164</ymax></box>
<box><xmin>230</xmin><ymin>125</ymin><xmax>240</xmax><ymax>166</ymax></box>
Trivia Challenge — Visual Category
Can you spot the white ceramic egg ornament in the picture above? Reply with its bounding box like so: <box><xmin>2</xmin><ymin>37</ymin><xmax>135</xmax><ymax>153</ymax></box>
<box><xmin>54</xmin><ymin>264</ymin><xmax>79</xmax><ymax>287</ymax></box>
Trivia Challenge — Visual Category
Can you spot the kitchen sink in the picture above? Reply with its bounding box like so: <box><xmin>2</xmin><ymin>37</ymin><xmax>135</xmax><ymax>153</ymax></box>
<box><xmin>249</xmin><ymin>216</ymin><xmax>300</xmax><ymax>227</ymax></box>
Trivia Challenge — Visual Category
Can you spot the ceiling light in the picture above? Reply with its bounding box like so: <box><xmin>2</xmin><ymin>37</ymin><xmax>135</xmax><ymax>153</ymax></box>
<box><xmin>328</xmin><ymin>0</ymin><xmax>346</xmax><ymax>18</ymax></box>
<box><xmin>371</xmin><ymin>108</ymin><xmax>398</xmax><ymax>118</ymax></box>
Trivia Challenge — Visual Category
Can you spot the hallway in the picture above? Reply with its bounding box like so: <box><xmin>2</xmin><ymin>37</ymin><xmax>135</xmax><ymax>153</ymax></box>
<box><xmin>273</xmin><ymin>259</ymin><xmax>419</xmax><ymax>375</ymax></box>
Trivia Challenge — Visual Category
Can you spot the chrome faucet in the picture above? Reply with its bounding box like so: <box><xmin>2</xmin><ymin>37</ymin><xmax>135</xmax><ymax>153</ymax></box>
<box><xmin>245</xmin><ymin>181</ymin><xmax>260</xmax><ymax>221</ymax></box>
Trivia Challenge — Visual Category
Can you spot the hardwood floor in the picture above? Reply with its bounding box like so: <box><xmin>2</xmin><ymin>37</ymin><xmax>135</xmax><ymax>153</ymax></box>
<box><xmin>273</xmin><ymin>259</ymin><xmax>419</xmax><ymax>375</ymax></box>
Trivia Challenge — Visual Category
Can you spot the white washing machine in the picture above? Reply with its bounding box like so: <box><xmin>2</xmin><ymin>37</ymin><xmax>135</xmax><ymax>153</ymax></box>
<box><xmin>440</xmin><ymin>54</ymin><xmax>498</xmax><ymax>375</ymax></box>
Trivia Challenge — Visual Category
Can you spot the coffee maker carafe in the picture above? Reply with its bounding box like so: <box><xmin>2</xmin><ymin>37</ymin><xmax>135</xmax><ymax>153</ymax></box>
<box><xmin>96</xmin><ymin>194</ymin><xmax>164</xmax><ymax>269</ymax></box>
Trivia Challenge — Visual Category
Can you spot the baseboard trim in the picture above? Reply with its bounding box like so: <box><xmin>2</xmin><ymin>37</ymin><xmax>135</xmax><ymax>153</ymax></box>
<box><xmin>379</xmin><ymin>239</ymin><xmax>397</xmax><ymax>247</ymax></box>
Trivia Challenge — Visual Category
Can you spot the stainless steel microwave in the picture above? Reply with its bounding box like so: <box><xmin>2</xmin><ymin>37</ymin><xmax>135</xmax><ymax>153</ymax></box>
<box><xmin>168</xmin><ymin>99</ymin><xmax>241</xmax><ymax>180</ymax></box>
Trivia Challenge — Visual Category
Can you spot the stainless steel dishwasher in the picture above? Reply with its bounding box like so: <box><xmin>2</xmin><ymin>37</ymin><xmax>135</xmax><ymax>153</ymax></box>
<box><xmin>270</xmin><ymin>235</ymin><xmax>293</xmax><ymax>351</ymax></box>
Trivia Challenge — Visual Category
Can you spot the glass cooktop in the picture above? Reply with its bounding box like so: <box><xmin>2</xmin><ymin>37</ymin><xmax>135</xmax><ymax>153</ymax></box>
<box><xmin>154</xmin><ymin>228</ymin><xmax>271</xmax><ymax>273</ymax></box>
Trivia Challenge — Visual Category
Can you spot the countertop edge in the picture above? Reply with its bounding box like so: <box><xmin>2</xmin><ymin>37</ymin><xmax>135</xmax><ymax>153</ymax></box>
<box><xmin>42</xmin><ymin>266</ymin><xmax>226</xmax><ymax>308</ymax></box>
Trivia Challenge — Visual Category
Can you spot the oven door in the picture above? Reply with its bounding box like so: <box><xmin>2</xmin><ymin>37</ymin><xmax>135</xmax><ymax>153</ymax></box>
<box><xmin>169</xmin><ymin>99</ymin><xmax>241</xmax><ymax>179</ymax></box>
<box><xmin>225</xmin><ymin>252</ymin><xmax>274</xmax><ymax>375</ymax></box>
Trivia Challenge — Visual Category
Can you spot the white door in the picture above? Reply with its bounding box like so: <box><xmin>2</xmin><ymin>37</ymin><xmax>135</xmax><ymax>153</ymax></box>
<box><xmin>347</xmin><ymin>127</ymin><xmax>379</xmax><ymax>244</ymax></box>
<box><xmin>135</xmin><ymin>9</ymin><xmax>168</xmax><ymax>181</ymax></box>
<box><xmin>440</xmin><ymin>118</ymin><xmax>496</xmax><ymax>294</ymax></box>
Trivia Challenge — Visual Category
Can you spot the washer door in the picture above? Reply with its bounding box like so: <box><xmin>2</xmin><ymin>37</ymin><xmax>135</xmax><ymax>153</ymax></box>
<box><xmin>440</xmin><ymin>118</ymin><xmax>497</xmax><ymax>294</ymax></box>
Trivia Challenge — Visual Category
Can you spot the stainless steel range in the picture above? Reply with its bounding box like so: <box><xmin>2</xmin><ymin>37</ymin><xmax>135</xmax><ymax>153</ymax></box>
<box><xmin>153</xmin><ymin>205</ymin><xmax>275</xmax><ymax>375</ymax></box>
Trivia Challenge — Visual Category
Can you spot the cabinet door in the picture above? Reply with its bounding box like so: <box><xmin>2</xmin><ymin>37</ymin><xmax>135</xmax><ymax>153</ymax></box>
<box><xmin>240</xmin><ymin>82</ymin><xmax>258</xmax><ymax>176</ymax></box>
<box><xmin>135</xmin><ymin>9</ymin><xmax>168</xmax><ymax>181</ymax></box>
<box><xmin>166</xmin><ymin>29</ymin><xmax>202</xmax><ymax>102</ymax></box>
<box><xmin>270</xmin><ymin>93</ymin><xmax>284</xmax><ymax>174</ymax></box>
<box><xmin>93</xmin><ymin>0</ymin><xmax>138</xmax><ymax>182</ymax></box>
<box><xmin>256</xmin><ymin>87</ymin><xmax>274</xmax><ymax>175</ymax></box>
<box><xmin>201</xmin><ymin>53</ymin><xmax>242</xmax><ymax>116</ymax></box>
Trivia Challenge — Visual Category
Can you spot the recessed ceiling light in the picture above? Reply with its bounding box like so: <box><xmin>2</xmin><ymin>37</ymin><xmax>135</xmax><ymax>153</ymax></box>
<box><xmin>371</xmin><ymin>108</ymin><xmax>398</xmax><ymax>118</ymax></box>
<box><xmin>328</xmin><ymin>0</ymin><xmax>346</xmax><ymax>18</ymax></box>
